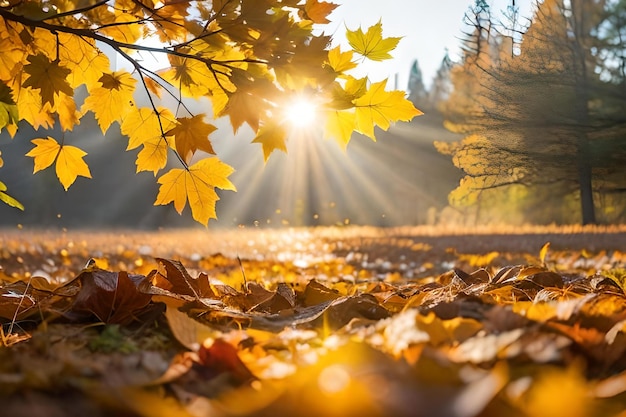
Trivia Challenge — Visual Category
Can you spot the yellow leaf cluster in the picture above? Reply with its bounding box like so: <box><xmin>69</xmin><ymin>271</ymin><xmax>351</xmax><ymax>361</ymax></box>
<box><xmin>82</xmin><ymin>71</ymin><xmax>136</xmax><ymax>133</ymax></box>
<box><xmin>0</xmin><ymin>2</ymin><xmax>422</xmax><ymax>225</ymax></box>
<box><xmin>323</xmin><ymin>79</ymin><xmax>421</xmax><ymax>147</ymax></box>
<box><xmin>121</xmin><ymin>107</ymin><xmax>177</xmax><ymax>175</ymax></box>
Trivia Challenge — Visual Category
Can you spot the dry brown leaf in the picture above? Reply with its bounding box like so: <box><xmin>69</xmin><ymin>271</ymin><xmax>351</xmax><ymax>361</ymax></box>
<box><xmin>70</xmin><ymin>268</ymin><xmax>152</xmax><ymax>324</ymax></box>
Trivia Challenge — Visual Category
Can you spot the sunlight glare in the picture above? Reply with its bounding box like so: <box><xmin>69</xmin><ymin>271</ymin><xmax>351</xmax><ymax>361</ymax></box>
<box><xmin>284</xmin><ymin>97</ymin><xmax>318</xmax><ymax>128</ymax></box>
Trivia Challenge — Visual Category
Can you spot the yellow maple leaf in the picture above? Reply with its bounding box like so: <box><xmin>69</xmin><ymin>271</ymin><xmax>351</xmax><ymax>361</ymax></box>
<box><xmin>166</xmin><ymin>115</ymin><xmax>217</xmax><ymax>164</ymax></box>
<box><xmin>323</xmin><ymin>109</ymin><xmax>356</xmax><ymax>149</ymax></box>
<box><xmin>346</xmin><ymin>20</ymin><xmax>401</xmax><ymax>61</ymax></box>
<box><xmin>11</xmin><ymin>84</ymin><xmax>54</xmax><ymax>130</ymax></box>
<box><xmin>0</xmin><ymin>180</ymin><xmax>24</xmax><ymax>211</ymax></box>
<box><xmin>57</xmin><ymin>33</ymin><xmax>111</xmax><ymax>90</ymax></box>
<box><xmin>99</xmin><ymin>12</ymin><xmax>142</xmax><ymax>44</ymax></box>
<box><xmin>327</xmin><ymin>76</ymin><xmax>367</xmax><ymax>110</ymax></box>
<box><xmin>121</xmin><ymin>107</ymin><xmax>176</xmax><ymax>174</ymax></box>
<box><xmin>136</xmin><ymin>136</ymin><xmax>173</xmax><ymax>175</ymax></box>
<box><xmin>160</xmin><ymin>55</ymin><xmax>210</xmax><ymax>98</ymax></box>
<box><xmin>82</xmin><ymin>71</ymin><xmax>136</xmax><ymax>133</ymax></box>
<box><xmin>153</xmin><ymin>3</ymin><xmax>189</xmax><ymax>42</ymax></box>
<box><xmin>25</xmin><ymin>136</ymin><xmax>92</xmax><ymax>190</ymax></box>
<box><xmin>160</xmin><ymin>54</ymin><xmax>236</xmax><ymax>99</ymax></box>
<box><xmin>52</xmin><ymin>91</ymin><xmax>80</xmax><ymax>132</ymax></box>
<box><xmin>354</xmin><ymin>80</ymin><xmax>422</xmax><ymax>140</ymax></box>
<box><xmin>0</xmin><ymin>37</ymin><xmax>23</xmax><ymax>81</ymax></box>
<box><xmin>22</xmin><ymin>53</ymin><xmax>74</xmax><ymax>106</ymax></box>
<box><xmin>155</xmin><ymin>157</ymin><xmax>236</xmax><ymax>226</ymax></box>
<box><xmin>327</xmin><ymin>46</ymin><xmax>357</xmax><ymax>74</ymax></box>
<box><xmin>252</xmin><ymin>122</ymin><xmax>288</xmax><ymax>161</ymax></box>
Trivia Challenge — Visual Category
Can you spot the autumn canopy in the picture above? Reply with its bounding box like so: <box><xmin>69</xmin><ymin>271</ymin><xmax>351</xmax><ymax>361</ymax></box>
<box><xmin>0</xmin><ymin>0</ymin><xmax>421</xmax><ymax>225</ymax></box>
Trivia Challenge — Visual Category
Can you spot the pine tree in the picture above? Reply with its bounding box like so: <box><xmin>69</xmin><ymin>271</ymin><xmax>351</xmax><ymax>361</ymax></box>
<box><xmin>438</xmin><ymin>0</ymin><xmax>626</xmax><ymax>224</ymax></box>
<box><xmin>407</xmin><ymin>59</ymin><xmax>428</xmax><ymax>109</ymax></box>
<box><xmin>428</xmin><ymin>51</ymin><xmax>453</xmax><ymax>112</ymax></box>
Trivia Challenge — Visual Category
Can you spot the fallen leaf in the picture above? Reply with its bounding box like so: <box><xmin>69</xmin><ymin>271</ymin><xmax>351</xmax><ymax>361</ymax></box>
<box><xmin>70</xmin><ymin>268</ymin><xmax>152</xmax><ymax>324</ymax></box>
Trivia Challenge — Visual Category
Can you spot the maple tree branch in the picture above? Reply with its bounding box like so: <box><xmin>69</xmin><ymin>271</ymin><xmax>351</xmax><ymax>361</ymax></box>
<box><xmin>0</xmin><ymin>5</ymin><xmax>259</xmax><ymax>173</ymax></box>
<box><xmin>110</xmin><ymin>43</ymin><xmax>190</xmax><ymax>170</ymax></box>
<box><xmin>0</xmin><ymin>8</ymin><xmax>268</xmax><ymax>68</ymax></box>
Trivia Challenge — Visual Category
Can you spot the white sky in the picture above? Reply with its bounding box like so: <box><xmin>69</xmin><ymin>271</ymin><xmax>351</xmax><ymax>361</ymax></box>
<box><xmin>326</xmin><ymin>0</ymin><xmax>534</xmax><ymax>89</ymax></box>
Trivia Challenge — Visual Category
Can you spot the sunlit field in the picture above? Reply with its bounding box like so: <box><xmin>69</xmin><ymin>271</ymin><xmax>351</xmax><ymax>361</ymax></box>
<box><xmin>1</xmin><ymin>224</ymin><xmax>625</xmax><ymax>416</ymax></box>
<box><xmin>2</xmin><ymin>224</ymin><xmax>625</xmax><ymax>283</ymax></box>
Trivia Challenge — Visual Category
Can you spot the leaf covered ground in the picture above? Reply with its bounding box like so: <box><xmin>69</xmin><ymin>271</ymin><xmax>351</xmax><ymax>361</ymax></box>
<box><xmin>0</xmin><ymin>225</ymin><xmax>626</xmax><ymax>417</ymax></box>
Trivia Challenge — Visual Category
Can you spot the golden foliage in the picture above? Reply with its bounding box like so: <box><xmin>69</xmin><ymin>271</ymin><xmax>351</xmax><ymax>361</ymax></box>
<box><xmin>0</xmin><ymin>1</ymin><xmax>421</xmax><ymax>223</ymax></box>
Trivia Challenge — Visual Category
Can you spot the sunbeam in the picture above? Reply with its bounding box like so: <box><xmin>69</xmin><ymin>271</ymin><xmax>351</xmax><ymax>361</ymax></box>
<box><xmin>211</xmin><ymin>112</ymin><xmax>459</xmax><ymax>228</ymax></box>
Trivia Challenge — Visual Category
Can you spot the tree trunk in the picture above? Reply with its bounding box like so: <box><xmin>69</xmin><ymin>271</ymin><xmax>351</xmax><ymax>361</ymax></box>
<box><xmin>577</xmin><ymin>134</ymin><xmax>596</xmax><ymax>225</ymax></box>
<box><xmin>571</xmin><ymin>0</ymin><xmax>597</xmax><ymax>225</ymax></box>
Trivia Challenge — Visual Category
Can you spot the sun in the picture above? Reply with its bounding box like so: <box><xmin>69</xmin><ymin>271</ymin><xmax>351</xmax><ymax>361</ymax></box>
<box><xmin>284</xmin><ymin>96</ymin><xmax>318</xmax><ymax>128</ymax></box>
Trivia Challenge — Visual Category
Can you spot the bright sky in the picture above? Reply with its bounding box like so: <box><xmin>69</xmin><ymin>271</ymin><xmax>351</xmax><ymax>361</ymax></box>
<box><xmin>326</xmin><ymin>0</ymin><xmax>533</xmax><ymax>90</ymax></box>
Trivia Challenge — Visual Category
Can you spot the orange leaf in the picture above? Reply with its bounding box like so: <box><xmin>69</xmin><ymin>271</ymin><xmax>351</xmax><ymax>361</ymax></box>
<box><xmin>22</xmin><ymin>53</ymin><xmax>73</xmax><ymax>106</ymax></box>
<box><xmin>304</xmin><ymin>0</ymin><xmax>338</xmax><ymax>24</ymax></box>
<box><xmin>167</xmin><ymin>115</ymin><xmax>217</xmax><ymax>164</ymax></box>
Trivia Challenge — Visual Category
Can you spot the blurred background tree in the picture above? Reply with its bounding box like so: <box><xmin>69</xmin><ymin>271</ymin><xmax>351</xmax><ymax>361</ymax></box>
<box><xmin>438</xmin><ymin>0</ymin><xmax>626</xmax><ymax>225</ymax></box>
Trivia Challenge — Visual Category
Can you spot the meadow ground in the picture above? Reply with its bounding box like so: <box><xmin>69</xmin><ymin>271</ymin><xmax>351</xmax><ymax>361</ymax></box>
<box><xmin>0</xmin><ymin>225</ymin><xmax>625</xmax><ymax>417</ymax></box>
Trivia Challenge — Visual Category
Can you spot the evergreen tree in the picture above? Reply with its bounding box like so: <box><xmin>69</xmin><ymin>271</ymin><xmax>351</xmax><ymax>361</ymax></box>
<box><xmin>407</xmin><ymin>59</ymin><xmax>428</xmax><ymax>109</ymax></box>
<box><xmin>438</xmin><ymin>0</ymin><xmax>626</xmax><ymax>224</ymax></box>
<box><xmin>428</xmin><ymin>51</ymin><xmax>453</xmax><ymax>113</ymax></box>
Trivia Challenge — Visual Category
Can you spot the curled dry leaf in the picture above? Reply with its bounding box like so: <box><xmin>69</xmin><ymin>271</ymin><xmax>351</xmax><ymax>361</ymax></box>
<box><xmin>70</xmin><ymin>268</ymin><xmax>152</xmax><ymax>324</ymax></box>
